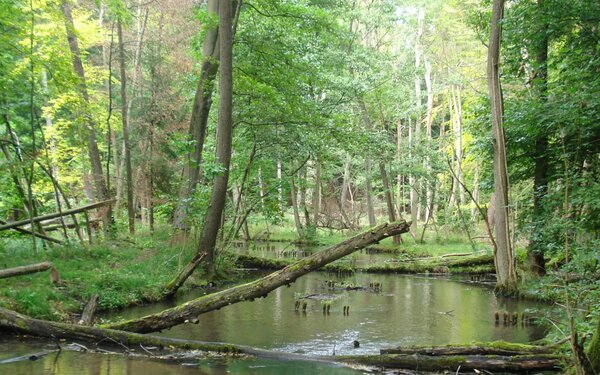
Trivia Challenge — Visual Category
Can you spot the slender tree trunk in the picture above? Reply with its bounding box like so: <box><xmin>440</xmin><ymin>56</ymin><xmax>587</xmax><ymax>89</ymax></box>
<box><xmin>487</xmin><ymin>0</ymin><xmax>517</xmax><ymax>294</ymax></box>
<box><xmin>424</xmin><ymin>58</ymin><xmax>434</xmax><ymax>225</ymax></box>
<box><xmin>452</xmin><ymin>85</ymin><xmax>465</xmax><ymax>206</ymax></box>
<box><xmin>277</xmin><ymin>157</ymin><xmax>283</xmax><ymax>212</ymax></box>
<box><xmin>290</xmin><ymin>176</ymin><xmax>303</xmax><ymax>238</ymax></box>
<box><xmin>117</xmin><ymin>20</ymin><xmax>135</xmax><ymax>234</ymax></box>
<box><xmin>414</xmin><ymin>8</ymin><xmax>424</xmax><ymax>223</ymax></box>
<box><xmin>61</xmin><ymin>0</ymin><xmax>112</xmax><ymax>233</ymax></box>
<box><xmin>379</xmin><ymin>163</ymin><xmax>400</xmax><ymax>244</ymax></box>
<box><xmin>300</xmin><ymin>166</ymin><xmax>311</xmax><ymax>229</ymax></box>
<box><xmin>312</xmin><ymin>160</ymin><xmax>321</xmax><ymax>229</ymax></box>
<box><xmin>172</xmin><ymin>0</ymin><xmax>221</xmax><ymax>238</ymax></box>
<box><xmin>528</xmin><ymin>0</ymin><xmax>549</xmax><ymax>277</ymax></box>
<box><xmin>396</xmin><ymin>119</ymin><xmax>403</xmax><ymax>216</ymax></box>
<box><xmin>364</xmin><ymin>158</ymin><xmax>376</xmax><ymax>227</ymax></box>
<box><xmin>195</xmin><ymin>0</ymin><xmax>233</xmax><ymax>277</ymax></box>
<box><xmin>340</xmin><ymin>157</ymin><xmax>351</xmax><ymax>206</ymax></box>
<box><xmin>408</xmin><ymin>117</ymin><xmax>418</xmax><ymax>235</ymax></box>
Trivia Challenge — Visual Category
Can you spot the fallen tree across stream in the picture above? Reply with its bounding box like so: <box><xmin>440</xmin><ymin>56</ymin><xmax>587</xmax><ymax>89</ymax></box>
<box><xmin>103</xmin><ymin>220</ymin><xmax>410</xmax><ymax>333</ymax></box>
<box><xmin>234</xmin><ymin>252</ymin><xmax>496</xmax><ymax>275</ymax></box>
<box><xmin>337</xmin><ymin>352</ymin><xmax>562</xmax><ymax>373</ymax></box>
<box><xmin>0</xmin><ymin>307</ymin><xmax>564</xmax><ymax>373</ymax></box>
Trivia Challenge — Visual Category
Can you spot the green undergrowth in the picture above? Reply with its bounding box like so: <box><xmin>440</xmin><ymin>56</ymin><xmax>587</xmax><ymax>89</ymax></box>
<box><xmin>0</xmin><ymin>226</ymin><xmax>201</xmax><ymax>321</ymax></box>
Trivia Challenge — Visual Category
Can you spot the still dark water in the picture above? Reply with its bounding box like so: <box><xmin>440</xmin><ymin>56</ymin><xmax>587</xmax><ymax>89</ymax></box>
<box><xmin>0</xmin><ymin>245</ymin><xmax>549</xmax><ymax>374</ymax></box>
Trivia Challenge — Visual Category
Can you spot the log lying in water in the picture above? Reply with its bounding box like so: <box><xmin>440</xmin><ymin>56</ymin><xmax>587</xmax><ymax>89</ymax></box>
<box><xmin>234</xmin><ymin>252</ymin><xmax>495</xmax><ymax>275</ymax></box>
<box><xmin>0</xmin><ymin>307</ymin><xmax>243</xmax><ymax>354</ymax></box>
<box><xmin>0</xmin><ymin>262</ymin><xmax>53</xmax><ymax>279</ymax></box>
<box><xmin>103</xmin><ymin>221</ymin><xmax>410</xmax><ymax>333</ymax></box>
<box><xmin>337</xmin><ymin>353</ymin><xmax>562</xmax><ymax>373</ymax></box>
<box><xmin>0</xmin><ymin>306</ymin><xmax>564</xmax><ymax>373</ymax></box>
<box><xmin>380</xmin><ymin>341</ymin><xmax>553</xmax><ymax>356</ymax></box>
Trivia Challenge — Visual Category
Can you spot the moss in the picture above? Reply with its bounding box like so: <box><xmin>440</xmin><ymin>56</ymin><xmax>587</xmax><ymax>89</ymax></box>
<box><xmin>588</xmin><ymin>318</ymin><xmax>600</xmax><ymax>373</ymax></box>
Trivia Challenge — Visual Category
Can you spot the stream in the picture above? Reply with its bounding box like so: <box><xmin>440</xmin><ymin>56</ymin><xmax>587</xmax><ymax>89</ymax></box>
<box><xmin>0</xmin><ymin>243</ymin><xmax>550</xmax><ymax>374</ymax></box>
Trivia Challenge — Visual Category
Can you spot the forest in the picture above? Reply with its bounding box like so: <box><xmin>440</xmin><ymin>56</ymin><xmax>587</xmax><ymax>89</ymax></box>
<box><xmin>0</xmin><ymin>0</ymin><xmax>599</xmax><ymax>373</ymax></box>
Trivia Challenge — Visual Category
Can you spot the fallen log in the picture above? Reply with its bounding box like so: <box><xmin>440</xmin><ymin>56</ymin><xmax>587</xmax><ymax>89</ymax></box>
<box><xmin>103</xmin><ymin>221</ymin><xmax>410</xmax><ymax>333</ymax></box>
<box><xmin>233</xmin><ymin>252</ymin><xmax>495</xmax><ymax>275</ymax></box>
<box><xmin>380</xmin><ymin>341</ymin><xmax>553</xmax><ymax>356</ymax></box>
<box><xmin>336</xmin><ymin>353</ymin><xmax>562</xmax><ymax>373</ymax></box>
<box><xmin>0</xmin><ymin>262</ymin><xmax>52</xmax><ymax>279</ymax></box>
<box><xmin>0</xmin><ymin>306</ymin><xmax>564</xmax><ymax>373</ymax></box>
<box><xmin>0</xmin><ymin>199</ymin><xmax>115</xmax><ymax>232</ymax></box>
<box><xmin>0</xmin><ymin>219</ymin><xmax>63</xmax><ymax>244</ymax></box>
<box><xmin>78</xmin><ymin>294</ymin><xmax>99</xmax><ymax>325</ymax></box>
<box><xmin>0</xmin><ymin>307</ymin><xmax>242</xmax><ymax>353</ymax></box>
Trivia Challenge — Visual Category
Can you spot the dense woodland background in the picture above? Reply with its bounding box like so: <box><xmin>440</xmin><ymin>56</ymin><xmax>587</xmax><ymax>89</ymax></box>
<box><xmin>1</xmin><ymin>0</ymin><xmax>600</xmax><ymax>372</ymax></box>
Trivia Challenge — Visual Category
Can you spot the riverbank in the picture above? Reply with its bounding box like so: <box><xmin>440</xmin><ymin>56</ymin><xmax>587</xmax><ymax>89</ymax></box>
<box><xmin>0</xmin><ymin>224</ymin><xmax>480</xmax><ymax>320</ymax></box>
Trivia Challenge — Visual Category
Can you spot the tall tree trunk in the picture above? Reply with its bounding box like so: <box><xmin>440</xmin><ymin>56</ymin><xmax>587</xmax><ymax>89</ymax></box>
<box><xmin>379</xmin><ymin>163</ymin><xmax>400</xmax><ymax>244</ymax></box>
<box><xmin>452</xmin><ymin>85</ymin><xmax>465</xmax><ymax>207</ymax></box>
<box><xmin>277</xmin><ymin>157</ymin><xmax>283</xmax><ymax>212</ymax></box>
<box><xmin>408</xmin><ymin>117</ymin><xmax>417</xmax><ymax>235</ymax></box>
<box><xmin>365</xmin><ymin>158</ymin><xmax>376</xmax><ymax>227</ymax></box>
<box><xmin>195</xmin><ymin>0</ymin><xmax>233</xmax><ymax>278</ymax></box>
<box><xmin>61</xmin><ymin>0</ymin><xmax>112</xmax><ymax>233</ymax></box>
<box><xmin>312</xmin><ymin>160</ymin><xmax>321</xmax><ymax>229</ymax></box>
<box><xmin>396</xmin><ymin>119</ymin><xmax>403</xmax><ymax>216</ymax></box>
<box><xmin>414</xmin><ymin>8</ymin><xmax>424</xmax><ymax>223</ymax></box>
<box><xmin>487</xmin><ymin>0</ymin><xmax>517</xmax><ymax>294</ymax></box>
<box><xmin>117</xmin><ymin>20</ymin><xmax>135</xmax><ymax>234</ymax></box>
<box><xmin>172</xmin><ymin>0</ymin><xmax>220</xmax><ymax>237</ymax></box>
<box><xmin>424</xmin><ymin>58</ymin><xmax>434</xmax><ymax>225</ymax></box>
<box><xmin>290</xmin><ymin>176</ymin><xmax>303</xmax><ymax>238</ymax></box>
<box><xmin>528</xmin><ymin>0</ymin><xmax>549</xmax><ymax>277</ymax></box>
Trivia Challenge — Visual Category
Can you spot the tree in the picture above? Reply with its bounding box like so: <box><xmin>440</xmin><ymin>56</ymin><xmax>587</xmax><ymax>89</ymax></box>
<box><xmin>487</xmin><ymin>0</ymin><xmax>517</xmax><ymax>293</ymax></box>
<box><xmin>61</xmin><ymin>0</ymin><xmax>112</xmax><ymax>233</ymax></box>
<box><xmin>196</xmin><ymin>0</ymin><xmax>233</xmax><ymax>277</ymax></box>
<box><xmin>117</xmin><ymin>18</ymin><xmax>135</xmax><ymax>234</ymax></box>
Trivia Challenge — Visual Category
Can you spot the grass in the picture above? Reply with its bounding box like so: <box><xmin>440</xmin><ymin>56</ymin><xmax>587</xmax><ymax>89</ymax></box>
<box><xmin>0</xmin><ymin>225</ymin><xmax>202</xmax><ymax>320</ymax></box>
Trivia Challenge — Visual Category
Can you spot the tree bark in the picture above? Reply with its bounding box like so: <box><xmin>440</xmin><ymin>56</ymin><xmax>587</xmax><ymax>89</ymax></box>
<box><xmin>528</xmin><ymin>0</ymin><xmax>549</xmax><ymax>277</ymax></box>
<box><xmin>380</xmin><ymin>341</ymin><xmax>552</xmax><ymax>356</ymax></box>
<box><xmin>0</xmin><ymin>307</ymin><xmax>244</xmax><ymax>354</ymax></box>
<box><xmin>194</xmin><ymin>0</ymin><xmax>233</xmax><ymax>277</ymax></box>
<box><xmin>365</xmin><ymin>158</ymin><xmax>376</xmax><ymax>227</ymax></box>
<box><xmin>61</xmin><ymin>0</ymin><xmax>112</xmax><ymax>233</ymax></box>
<box><xmin>78</xmin><ymin>294</ymin><xmax>99</xmax><ymax>325</ymax></box>
<box><xmin>117</xmin><ymin>20</ymin><xmax>135</xmax><ymax>235</ymax></box>
<box><xmin>0</xmin><ymin>262</ymin><xmax>52</xmax><ymax>279</ymax></box>
<box><xmin>103</xmin><ymin>221</ymin><xmax>409</xmax><ymax>333</ymax></box>
<box><xmin>379</xmin><ymin>163</ymin><xmax>400</xmax><ymax>244</ymax></box>
<box><xmin>171</xmin><ymin>0</ymin><xmax>220</xmax><ymax>237</ymax></box>
<box><xmin>337</xmin><ymin>353</ymin><xmax>561</xmax><ymax>373</ymax></box>
<box><xmin>487</xmin><ymin>0</ymin><xmax>518</xmax><ymax>293</ymax></box>
<box><xmin>290</xmin><ymin>176</ymin><xmax>304</xmax><ymax>238</ymax></box>
<box><xmin>312</xmin><ymin>160</ymin><xmax>321</xmax><ymax>228</ymax></box>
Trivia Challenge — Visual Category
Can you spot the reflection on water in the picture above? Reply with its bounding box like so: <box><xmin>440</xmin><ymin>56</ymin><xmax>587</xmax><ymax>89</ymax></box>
<box><xmin>0</xmin><ymin>340</ymin><xmax>361</xmax><ymax>375</ymax></box>
<box><xmin>107</xmin><ymin>273</ymin><xmax>548</xmax><ymax>356</ymax></box>
<box><xmin>1</xmin><ymin>242</ymin><xmax>550</xmax><ymax>374</ymax></box>
<box><xmin>233</xmin><ymin>240</ymin><xmax>397</xmax><ymax>267</ymax></box>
